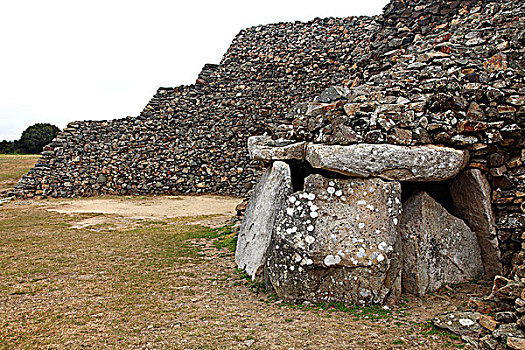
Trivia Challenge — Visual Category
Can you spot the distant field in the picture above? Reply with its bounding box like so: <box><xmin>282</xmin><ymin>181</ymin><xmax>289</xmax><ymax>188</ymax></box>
<box><xmin>0</xmin><ymin>154</ymin><xmax>40</xmax><ymax>192</ymax></box>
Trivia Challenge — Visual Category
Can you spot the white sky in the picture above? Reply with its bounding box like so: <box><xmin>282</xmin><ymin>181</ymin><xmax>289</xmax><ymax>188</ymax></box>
<box><xmin>0</xmin><ymin>0</ymin><xmax>388</xmax><ymax>141</ymax></box>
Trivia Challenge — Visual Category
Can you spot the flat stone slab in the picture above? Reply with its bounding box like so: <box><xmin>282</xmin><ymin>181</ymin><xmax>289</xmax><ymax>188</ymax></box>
<box><xmin>400</xmin><ymin>191</ymin><xmax>483</xmax><ymax>296</ymax></box>
<box><xmin>306</xmin><ymin>143</ymin><xmax>469</xmax><ymax>181</ymax></box>
<box><xmin>248</xmin><ymin>135</ymin><xmax>306</xmax><ymax>162</ymax></box>
<box><xmin>266</xmin><ymin>174</ymin><xmax>403</xmax><ymax>305</ymax></box>
<box><xmin>235</xmin><ymin>161</ymin><xmax>292</xmax><ymax>279</ymax></box>
<box><xmin>449</xmin><ymin>169</ymin><xmax>502</xmax><ymax>278</ymax></box>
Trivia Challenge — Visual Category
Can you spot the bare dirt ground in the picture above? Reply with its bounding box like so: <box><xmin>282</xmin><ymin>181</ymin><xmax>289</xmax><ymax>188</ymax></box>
<box><xmin>47</xmin><ymin>195</ymin><xmax>241</xmax><ymax>228</ymax></box>
<box><xmin>0</xmin><ymin>195</ymin><xmax>490</xmax><ymax>349</ymax></box>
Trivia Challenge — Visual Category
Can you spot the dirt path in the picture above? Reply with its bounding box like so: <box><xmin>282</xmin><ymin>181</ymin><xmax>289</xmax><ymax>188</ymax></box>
<box><xmin>46</xmin><ymin>195</ymin><xmax>241</xmax><ymax>228</ymax></box>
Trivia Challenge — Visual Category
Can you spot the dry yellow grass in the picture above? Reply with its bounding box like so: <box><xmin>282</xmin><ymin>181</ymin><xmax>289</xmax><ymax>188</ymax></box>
<box><xmin>0</xmin><ymin>154</ymin><xmax>40</xmax><ymax>192</ymax></box>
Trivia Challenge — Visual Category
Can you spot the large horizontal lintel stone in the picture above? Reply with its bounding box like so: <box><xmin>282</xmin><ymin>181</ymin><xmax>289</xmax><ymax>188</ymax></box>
<box><xmin>306</xmin><ymin>143</ymin><xmax>469</xmax><ymax>182</ymax></box>
<box><xmin>248</xmin><ymin>135</ymin><xmax>306</xmax><ymax>162</ymax></box>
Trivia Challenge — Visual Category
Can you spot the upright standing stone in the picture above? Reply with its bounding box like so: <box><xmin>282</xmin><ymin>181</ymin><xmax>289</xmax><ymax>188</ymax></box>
<box><xmin>449</xmin><ymin>169</ymin><xmax>502</xmax><ymax>277</ymax></box>
<box><xmin>235</xmin><ymin>161</ymin><xmax>292</xmax><ymax>279</ymax></box>
<box><xmin>266</xmin><ymin>174</ymin><xmax>403</xmax><ymax>305</ymax></box>
<box><xmin>400</xmin><ymin>191</ymin><xmax>483</xmax><ymax>296</ymax></box>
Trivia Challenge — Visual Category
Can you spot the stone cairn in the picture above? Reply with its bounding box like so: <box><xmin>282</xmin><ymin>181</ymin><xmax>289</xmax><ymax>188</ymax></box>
<box><xmin>11</xmin><ymin>0</ymin><xmax>525</xmax><ymax>347</ymax></box>
<box><xmin>235</xmin><ymin>0</ymin><xmax>525</xmax><ymax>348</ymax></box>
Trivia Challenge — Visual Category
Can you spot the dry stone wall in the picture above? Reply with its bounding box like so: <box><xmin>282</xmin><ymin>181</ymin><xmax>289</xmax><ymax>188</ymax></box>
<box><xmin>14</xmin><ymin>15</ymin><xmax>384</xmax><ymax>199</ymax></box>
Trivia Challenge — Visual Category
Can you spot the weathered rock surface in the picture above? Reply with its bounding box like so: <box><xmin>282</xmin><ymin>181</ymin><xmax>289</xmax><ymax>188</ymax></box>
<box><xmin>449</xmin><ymin>169</ymin><xmax>502</xmax><ymax>278</ymax></box>
<box><xmin>235</xmin><ymin>161</ymin><xmax>292</xmax><ymax>279</ymax></box>
<box><xmin>305</xmin><ymin>144</ymin><xmax>469</xmax><ymax>181</ymax></box>
<box><xmin>400</xmin><ymin>191</ymin><xmax>483</xmax><ymax>296</ymax></box>
<box><xmin>248</xmin><ymin>136</ymin><xmax>306</xmax><ymax>162</ymax></box>
<box><xmin>266</xmin><ymin>174</ymin><xmax>402</xmax><ymax>305</ymax></box>
<box><xmin>432</xmin><ymin>312</ymin><xmax>487</xmax><ymax>343</ymax></box>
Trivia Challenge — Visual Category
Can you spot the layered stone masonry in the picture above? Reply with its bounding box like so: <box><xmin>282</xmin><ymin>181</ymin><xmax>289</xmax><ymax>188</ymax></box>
<box><xmin>13</xmin><ymin>13</ymin><xmax>384</xmax><ymax>198</ymax></box>
<box><xmin>16</xmin><ymin>0</ymin><xmax>512</xmax><ymax>201</ymax></box>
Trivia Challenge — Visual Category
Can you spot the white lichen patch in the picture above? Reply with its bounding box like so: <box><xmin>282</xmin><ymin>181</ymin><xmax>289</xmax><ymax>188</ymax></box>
<box><xmin>358</xmin><ymin>223</ymin><xmax>365</xmax><ymax>229</ymax></box>
<box><xmin>289</xmin><ymin>196</ymin><xmax>296</xmax><ymax>203</ymax></box>
<box><xmin>335</xmin><ymin>190</ymin><xmax>343</xmax><ymax>197</ymax></box>
<box><xmin>357</xmin><ymin>200</ymin><xmax>367</xmax><ymax>205</ymax></box>
<box><xmin>459</xmin><ymin>319</ymin><xmax>475</xmax><ymax>327</ymax></box>
<box><xmin>285</xmin><ymin>227</ymin><xmax>297</xmax><ymax>234</ymax></box>
<box><xmin>307</xmin><ymin>225</ymin><xmax>314</xmax><ymax>232</ymax></box>
<box><xmin>286</xmin><ymin>207</ymin><xmax>294</xmax><ymax>216</ymax></box>
<box><xmin>302</xmin><ymin>258</ymin><xmax>313</xmax><ymax>265</ymax></box>
<box><xmin>356</xmin><ymin>247</ymin><xmax>366</xmax><ymax>258</ymax></box>
<box><xmin>305</xmin><ymin>235</ymin><xmax>315</xmax><ymax>244</ymax></box>
<box><xmin>327</xmin><ymin>187</ymin><xmax>335</xmax><ymax>195</ymax></box>
<box><xmin>324</xmin><ymin>255</ymin><xmax>341</xmax><ymax>266</ymax></box>
<box><xmin>310</xmin><ymin>211</ymin><xmax>318</xmax><ymax>218</ymax></box>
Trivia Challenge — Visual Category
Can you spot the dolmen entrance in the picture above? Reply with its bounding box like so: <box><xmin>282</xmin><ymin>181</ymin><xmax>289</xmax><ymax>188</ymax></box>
<box><xmin>235</xmin><ymin>135</ymin><xmax>500</xmax><ymax>305</ymax></box>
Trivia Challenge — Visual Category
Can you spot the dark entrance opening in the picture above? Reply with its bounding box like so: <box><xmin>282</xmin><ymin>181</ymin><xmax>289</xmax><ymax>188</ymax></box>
<box><xmin>401</xmin><ymin>180</ymin><xmax>455</xmax><ymax>215</ymax></box>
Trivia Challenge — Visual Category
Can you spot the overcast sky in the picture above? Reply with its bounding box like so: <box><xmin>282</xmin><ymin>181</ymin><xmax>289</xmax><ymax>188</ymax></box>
<box><xmin>0</xmin><ymin>0</ymin><xmax>388</xmax><ymax>141</ymax></box>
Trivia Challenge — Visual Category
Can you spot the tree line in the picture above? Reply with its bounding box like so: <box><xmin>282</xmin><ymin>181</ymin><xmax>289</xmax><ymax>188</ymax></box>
<box><xmin>0</xmin><ymin>123</ymin><xmax>61</xmax><ymax>154</ymax></box>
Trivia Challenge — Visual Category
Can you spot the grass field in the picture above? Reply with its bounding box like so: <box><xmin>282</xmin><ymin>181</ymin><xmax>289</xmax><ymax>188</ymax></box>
<box><xmin>0</xmin><ymin>154</ymin><xmax>40</xmax><ymax>192</ymax></box>
<box><xmin>0</xmin><ymin>155</ymin><xmax>481</xmax><ymax>349</ymax></box>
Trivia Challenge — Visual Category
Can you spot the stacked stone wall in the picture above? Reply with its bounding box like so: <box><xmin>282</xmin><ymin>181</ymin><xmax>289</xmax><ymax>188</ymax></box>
<box><xmin>15</xmin><ymin>15</ymin><xmax>383</xmax><ymax>198</ymax></box>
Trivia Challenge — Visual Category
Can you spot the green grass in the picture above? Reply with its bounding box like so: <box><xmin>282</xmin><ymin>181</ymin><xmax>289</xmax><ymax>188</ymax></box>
<box><xmin>211</xmin><ymin>225</ymin><xmax>238</xmax><ymax>252</ymax></box>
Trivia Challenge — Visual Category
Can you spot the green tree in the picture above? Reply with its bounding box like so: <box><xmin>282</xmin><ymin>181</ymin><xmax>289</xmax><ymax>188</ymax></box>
<box><xmin>18</xmin><ymin>123</ymin><xmax>60</xmax><ymax>154</ymax></box>
<box><xmin>0</xmin><ymin>140</ymin><xmax>16</xmax><ymax>154</ymax></box>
